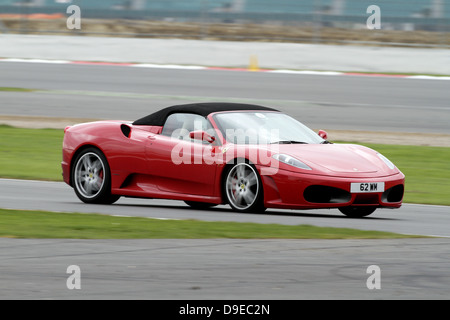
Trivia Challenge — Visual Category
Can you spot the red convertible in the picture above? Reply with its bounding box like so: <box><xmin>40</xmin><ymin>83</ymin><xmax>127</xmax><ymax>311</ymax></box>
<box><xmin>62</xmin><ymin>102</ymin><xmax>405</xmax><ymax>217</ymax></box>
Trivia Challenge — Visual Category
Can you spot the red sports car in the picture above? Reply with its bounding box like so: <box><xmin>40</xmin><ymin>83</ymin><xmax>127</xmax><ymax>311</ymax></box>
<box><xmin>62</xmin><ymin>102</ymin><xmax>405</xmax><ymax>217</ymax></box>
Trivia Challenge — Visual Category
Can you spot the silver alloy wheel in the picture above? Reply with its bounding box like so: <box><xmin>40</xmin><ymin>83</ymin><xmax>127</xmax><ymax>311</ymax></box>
<box><xmin>225</xmin><ymin>163</ymin><xmax>259</xmax><ymax>211</ymax></box>
<box><xmin>74</xmin><ymin>152</ymin><xmax>106</xmax><ymax>199</ymax></box>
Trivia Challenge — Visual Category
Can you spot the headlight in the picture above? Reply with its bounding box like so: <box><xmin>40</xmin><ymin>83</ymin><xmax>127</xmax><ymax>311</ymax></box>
<box><xmin>377</xmin><ymin>153</ymin><xmax>395</xmax><ymax>169</ymax></box>
<box><xmin>273</xmin><ymin>154</ymin><xmax>312</xmax><ymax>170</ymax></box>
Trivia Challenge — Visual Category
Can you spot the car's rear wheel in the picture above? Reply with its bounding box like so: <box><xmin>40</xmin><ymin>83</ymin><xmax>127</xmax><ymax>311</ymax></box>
<box><xmin>224</xmin><ymin>162</ymin><xmax>265</xmax><ymax>213</ymax></box>
<box><xmin>339</xmin><ymin>206</ymin><xmax>376</xmax><ymax>218</ymax></box>
<box><xmin>72</xmin><ymin>147</ymin><xmax>120</xmax><ymax>204</ymax></box>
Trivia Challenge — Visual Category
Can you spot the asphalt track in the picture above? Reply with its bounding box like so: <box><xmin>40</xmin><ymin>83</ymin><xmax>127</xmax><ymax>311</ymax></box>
<box><xmin>1</xmin><ymin>179</ymin><xmax>450</xmax><ymax>300</ymax></box>
<box><xmin>2</xmin><ymin>179</ymin><xmax>450</xmax><ymax>238</ymax></box>
<box><xmin>2</xmin><ymin>238</ymin><xmax>450</xmax><ymax>300</ymax></box>
<box><xmin>1</xmin><ymin>61</ymin><xmax>449</xmax><ymax>134</ymax></box>
<box><xmin>1</xmin><ymin>61</ymin><xmax>450</xmax><ymax>300</ymax></box>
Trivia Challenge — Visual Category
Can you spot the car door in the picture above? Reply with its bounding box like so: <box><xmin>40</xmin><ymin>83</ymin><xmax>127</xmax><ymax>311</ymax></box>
<box><xmin>145</xmin><ymin>113</ymin><xmax>220</xmax><ymax>196</ymax></box>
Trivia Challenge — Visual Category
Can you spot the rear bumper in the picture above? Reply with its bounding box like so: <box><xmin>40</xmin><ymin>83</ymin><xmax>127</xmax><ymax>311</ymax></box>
<box><xmin>260</xmin><ymin>168</ymin><xmax>405</xmax><ymax>210</ymax></box>
<box><xmin>61</xmin><ymin>160</ymin><xmax>71</xmax><ymax>186</ymax></box>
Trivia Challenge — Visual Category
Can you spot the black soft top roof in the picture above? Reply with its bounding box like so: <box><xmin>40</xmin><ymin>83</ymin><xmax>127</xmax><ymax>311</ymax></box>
<box><xmin>133</xmin><ymin>102</ymin><xmax>279</xmax><ymax>126</ymax></box>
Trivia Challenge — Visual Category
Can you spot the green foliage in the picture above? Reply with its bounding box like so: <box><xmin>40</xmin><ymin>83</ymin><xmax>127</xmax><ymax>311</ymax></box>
<box><xmin>0</xmin><ymin>209</ymin><xmax>421</xmax><ymax>239</ymax></box>
<box><xmin>0</xmin><ymin>125</ymin><xmax>64</xmax><ymax>181</ymax></box>
<box><xmin>1</xmin><ymin>126</ymin><xmax>449</xmax><ymax>205</ymax></box>
<box><xmin>360</xmin><ymin>143</ymin><xmax>450</xmax><ymax>206</ymax></box>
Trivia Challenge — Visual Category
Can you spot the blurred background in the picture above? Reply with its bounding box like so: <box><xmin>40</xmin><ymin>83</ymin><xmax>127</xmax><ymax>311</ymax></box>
<box><xmin>1</xmin><ymin>2</ymin><xmax>450</xmax><ymax>300</ymax></box>
<box><xmin>0</xmin><ymin>0</ymin><xmax>449</xmax><ymax>47</ymax></box>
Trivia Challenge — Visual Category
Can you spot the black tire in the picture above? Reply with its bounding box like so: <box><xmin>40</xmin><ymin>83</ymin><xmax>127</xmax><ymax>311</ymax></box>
<box><xmin>72</xmin><ymin>147</ymin><xmax>120</xmax><ymax>204</ymax></box>
<box><xmin>223</xmin><ymin>161</ymin><xmax>265</xmax><ymax>213</ymax></box>
<box><xmin>339</xmin><ymin>206</ymin><xmax>376</xmax><ymax>218</ymax></box>
<box><xmin>184</xmin><ymin>201</ymin><xmax>218</xmax><ymax>210</ymax></box>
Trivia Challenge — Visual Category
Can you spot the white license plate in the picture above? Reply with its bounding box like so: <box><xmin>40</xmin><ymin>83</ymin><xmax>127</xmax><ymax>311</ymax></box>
<box><xmin>350</xmin><ymin>182</ymin><xmax>385</xmax><ymax>193</ymax></box>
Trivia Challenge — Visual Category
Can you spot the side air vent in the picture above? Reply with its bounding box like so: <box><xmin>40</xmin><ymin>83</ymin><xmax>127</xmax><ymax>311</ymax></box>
<box><xmin>121</xmin><ymin>124</ymin><xmax>131</xmax><ymax>138</ymax></box>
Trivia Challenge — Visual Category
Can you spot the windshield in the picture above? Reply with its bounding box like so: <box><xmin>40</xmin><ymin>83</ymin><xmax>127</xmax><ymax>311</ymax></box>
<box><xmin>213</xmin><ymin>112</ymin><xmax>324</xmax><ymax>145</ymax></box>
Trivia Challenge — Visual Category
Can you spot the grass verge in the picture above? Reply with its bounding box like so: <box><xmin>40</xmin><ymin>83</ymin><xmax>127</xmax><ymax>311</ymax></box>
<box><xmin>0</xmin><ymin>87</ymin><xmax>37</xmax><ymax>92</ymax></box>
<box><xmin>0</xmin><ymin>209</ymin><xmax>422</xmax><ymax>239</ymax></box>
<box><xmin>354</xmin><ymin>142</ymin><xmax>450</xmax><ymax>206</ymax></box>
<box><xmin>0</xmin><ymin>125</ymin><xmax>63</xmax><ymax>181</ymax></box>
<box><xmin>0</xmin><ymin>125</ymin><xmax>449</xmax><ymax>206</ymax></box>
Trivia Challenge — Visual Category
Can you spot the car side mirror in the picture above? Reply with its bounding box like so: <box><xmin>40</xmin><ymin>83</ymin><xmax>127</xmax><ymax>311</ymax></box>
<box><xmin>189</xmin><ymin>130</ymin><xmax>216</xmax><ymax>143</ymax></box>
<box><xmin>318</xmin><ymin>130</ymin><xmax>328</xmax><ymax>140</ymax></box>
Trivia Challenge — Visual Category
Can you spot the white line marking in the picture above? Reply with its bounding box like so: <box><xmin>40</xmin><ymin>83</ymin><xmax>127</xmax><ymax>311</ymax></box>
<box><xmin>0</xmin><ymin>58</ymin><xmax>71</xmax><ymax>64</ymax></box>
<box><xmin>2</xmin><ymin>58</ymin><xmax>450</xmax><ymax>80</ymax></box>
<box><xmin>131</xmin><ymin>63</ymin><xmax>207</xmax><ymax>70</ymax></box>
<box><xmin>407</xmin><ymin>75</ymin><xmax>450</xmax><ymax>81</ymax></box>
<box><xmin>269</xmin><ymin>70</ymin><xmax>343</xmax><ymax>76</ymax></box>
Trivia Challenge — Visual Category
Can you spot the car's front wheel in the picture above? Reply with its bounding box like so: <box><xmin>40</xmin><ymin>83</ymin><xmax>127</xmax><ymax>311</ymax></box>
<box><xmin>72</xmin><ymin>147</ymin><xmax>120</xmax><ymax>204</ymax></box>
<box><xmin>339</xmin><ymin>206</ymin><xmax>376</xmax><ymax>218</ymax></box>
<box><xmin>224</xmin><ymin>162</ymin><xmax>265</xmax><ymax>213</ymax></box>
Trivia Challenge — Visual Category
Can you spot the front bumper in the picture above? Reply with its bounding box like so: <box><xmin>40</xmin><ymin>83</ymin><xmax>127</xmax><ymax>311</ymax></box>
<box><xmin>260</xmin><ymin>168</ymin><xmax>405</xmax><ymax>210</ymax></box>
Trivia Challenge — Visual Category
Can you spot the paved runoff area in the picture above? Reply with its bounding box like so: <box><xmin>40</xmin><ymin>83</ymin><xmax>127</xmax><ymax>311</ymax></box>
<box><xmin>1</xmin><ymin>34</ymin><xmax>450</xmax><ymax>74</ymax></box>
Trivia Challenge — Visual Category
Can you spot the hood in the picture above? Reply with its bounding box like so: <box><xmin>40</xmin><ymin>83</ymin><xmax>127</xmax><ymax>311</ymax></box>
<box><xmin>269</xmin><ymin>143</ymin><xmax>397</xmax><ymax>177</ymax></box>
